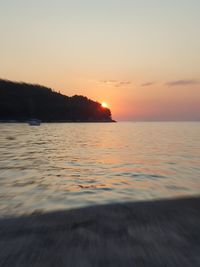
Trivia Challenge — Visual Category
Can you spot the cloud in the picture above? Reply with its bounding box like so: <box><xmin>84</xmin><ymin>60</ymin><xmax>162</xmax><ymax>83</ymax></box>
<box><xmin>99</xmin><ymin>80</ymin><xmax>131</xmax><ymax>87</ymax></box>
<box><xmin>115</xmin><ymin>81</ymin><xmax>132</xmax><ymax>87</ymax></box>
<box><xmin>166</xmin><ymin>79</ymin><xmax>199</xmax><ymax>86</ymax></box>
<box><xmin>141</xmin><ymin>82</ymin><xmax>155</xmax><ymax>87</ymax></box>
<box><xmin>100</xmin><ymin>80</ymin><xmax>117</xmax><ymax>84</ymax></box>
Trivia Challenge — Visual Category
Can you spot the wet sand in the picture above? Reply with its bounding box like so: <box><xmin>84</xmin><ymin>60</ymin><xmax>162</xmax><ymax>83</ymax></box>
<box><xmin>0</xmin><ymin>196</ymin><xmax>200</xmax><ymax>266</ymax></box>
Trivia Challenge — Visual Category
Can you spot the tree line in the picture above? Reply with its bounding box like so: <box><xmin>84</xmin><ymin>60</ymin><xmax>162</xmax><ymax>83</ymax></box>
<box><xmin>0</xmin><ymin>79</ymin><xmax>114</xmax><ymax>122</ymax></box>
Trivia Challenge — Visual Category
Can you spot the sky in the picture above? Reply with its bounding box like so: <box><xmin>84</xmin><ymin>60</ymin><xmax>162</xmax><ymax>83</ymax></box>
<box><xmin>0</xmin><ymin>0</ymin><xmax>200</xmax><ymax>120</ymax></box>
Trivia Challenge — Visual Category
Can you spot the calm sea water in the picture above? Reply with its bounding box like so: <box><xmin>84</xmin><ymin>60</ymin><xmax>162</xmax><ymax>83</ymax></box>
<box><xmin>0</xmin><ymin>122</ymin><xmax>200</xmax><ymax>216</ymax></box>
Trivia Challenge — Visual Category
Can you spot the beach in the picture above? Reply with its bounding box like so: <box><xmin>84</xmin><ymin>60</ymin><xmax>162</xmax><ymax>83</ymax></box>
<box><xmin>0</xmin><ymin>196</ymin><xmax>200</xmax><ymax>266</ymax></box>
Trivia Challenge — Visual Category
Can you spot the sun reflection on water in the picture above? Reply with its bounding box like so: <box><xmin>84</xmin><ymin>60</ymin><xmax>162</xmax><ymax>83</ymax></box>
<box><xmin>0</xmin><ymin>122</ymin><xmax>200</xmax><ymax>216</ymax></box>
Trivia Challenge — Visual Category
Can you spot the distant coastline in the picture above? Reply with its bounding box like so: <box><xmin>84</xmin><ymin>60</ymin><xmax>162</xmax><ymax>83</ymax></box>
<box><xmin>0</xmin><ymin>119</ymin><xmax>116</xmax><ymax>123</ymax></box>
<box><xmin>0</xmin><ymin>79</ymin><xmax>116</xmax><ymax>123</ymax></box>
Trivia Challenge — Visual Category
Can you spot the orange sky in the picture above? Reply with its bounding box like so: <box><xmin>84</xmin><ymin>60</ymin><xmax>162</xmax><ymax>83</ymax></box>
<box><xmin>0</xmin><ymin>0</ymin><xmax>200</xmax><ymax>120</ymax></box>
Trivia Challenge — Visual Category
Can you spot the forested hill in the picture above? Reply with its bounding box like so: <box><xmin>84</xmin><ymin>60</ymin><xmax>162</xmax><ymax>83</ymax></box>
<box><xmin>0</xmin><ymin>79</ymin><xmax>115</xmax><ymax>122</ymax></box>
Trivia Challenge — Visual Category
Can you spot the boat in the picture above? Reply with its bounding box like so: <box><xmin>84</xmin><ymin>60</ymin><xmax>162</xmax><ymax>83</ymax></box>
<box><xmin>28</xmin><ymin>119</ymin><xmax>41</xmax><ymax>126</ymax></box>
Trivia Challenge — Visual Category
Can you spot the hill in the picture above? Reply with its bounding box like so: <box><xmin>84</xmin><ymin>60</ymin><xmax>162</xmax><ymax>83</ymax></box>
<box><xmin>0</xmin><ymin>79</ymin><xmax>115</xmax><ymax>122</ymax></box>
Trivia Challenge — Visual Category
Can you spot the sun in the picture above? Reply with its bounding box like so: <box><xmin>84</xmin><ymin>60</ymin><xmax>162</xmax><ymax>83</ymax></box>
<box><xmin>101</xmin><ymin>102</ymin><xmax>108</xmax><ymax>108</ymax></box>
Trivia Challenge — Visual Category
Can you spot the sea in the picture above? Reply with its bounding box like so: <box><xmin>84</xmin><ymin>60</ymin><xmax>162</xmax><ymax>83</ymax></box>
<box><xmin>0</xmin><ymin>122</ymin><xmax>200</xmax><ymax>216</ymax></box>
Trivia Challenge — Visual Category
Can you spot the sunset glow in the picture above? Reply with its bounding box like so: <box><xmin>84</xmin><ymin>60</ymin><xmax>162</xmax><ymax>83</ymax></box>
<box><xmin>101</xmin><ymin>102</ymin><xmax>108</xmax><ymax>108</ymax></box>
<box><xmin>0</xmin><ymin>0</ymin><xmax>200</xmax><ymax>121</ymax></box>
<box><xmin>0</xmin><ymin>2</ymin><xmax>200</xmax><ymax>264</ymax></box>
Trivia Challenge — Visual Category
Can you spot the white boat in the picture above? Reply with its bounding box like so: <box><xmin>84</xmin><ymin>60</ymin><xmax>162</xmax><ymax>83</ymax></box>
<box><xmin>28</xmin><ymin>119</ymin><xmax>41</xmax><ymax>126</ymax></box>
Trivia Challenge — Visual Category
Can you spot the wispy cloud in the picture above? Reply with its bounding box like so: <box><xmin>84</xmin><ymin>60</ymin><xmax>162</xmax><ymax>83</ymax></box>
<box><xmin>99</xmin><ymin>80</ymin><xmax>131</xmax><ymax>87</ymax></box>
<box><xmin>100</xmin><ymin>80</ymin><xmax>117</xmax><ymax>84</ymax></box>
<box><xmin>141</xmin><ymin>82</ymin><xmax>155</xmax><ymax>87</ymax></box>
<box><xmin>166</xmin><ymin>79</ymin><xmax>199</xmax><ymax>86</ymax></box>
<box><xmin>115</xmin><ymin>81</ymin><xmax>132</xmax><ymax>87</ymax></box>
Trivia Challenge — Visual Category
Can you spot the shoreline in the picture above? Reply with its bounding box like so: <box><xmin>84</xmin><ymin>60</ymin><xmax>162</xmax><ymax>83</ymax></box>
<box><xmin>0</xmin><ymin>120</ymin><xmax>116</xmax><ymax>123</ymax></box>
<box><xmin>0</xmin><ymin>196</ymin><xmax>200</xmax><ymax>266</ymax></box>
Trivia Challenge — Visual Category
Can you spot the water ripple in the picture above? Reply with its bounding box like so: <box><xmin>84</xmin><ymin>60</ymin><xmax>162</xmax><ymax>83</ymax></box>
<box><xmin>0</xmin><ymin>122</ymin><xmax>200</xmax><ymax>216</ymax></box>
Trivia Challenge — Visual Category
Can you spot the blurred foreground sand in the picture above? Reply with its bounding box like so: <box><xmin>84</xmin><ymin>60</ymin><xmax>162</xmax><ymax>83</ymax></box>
<box><xmin>0</xmin><ymin>196</ymin><xmax>200</xmax><ymax>266</ymax></box>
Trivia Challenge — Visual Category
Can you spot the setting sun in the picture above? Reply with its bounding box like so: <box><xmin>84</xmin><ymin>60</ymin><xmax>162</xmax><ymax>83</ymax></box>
<box><xmin>101</xmin><ymin>102</ymin><xmax>108</xmax><ymax>108</ymax></box>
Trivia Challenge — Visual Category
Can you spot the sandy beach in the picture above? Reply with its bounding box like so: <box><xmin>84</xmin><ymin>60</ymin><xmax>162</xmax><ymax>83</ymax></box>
<box><xmin>0</xmin><ymin>196</ymin><xmax>200</xmax><ymax>266</ymax></box>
